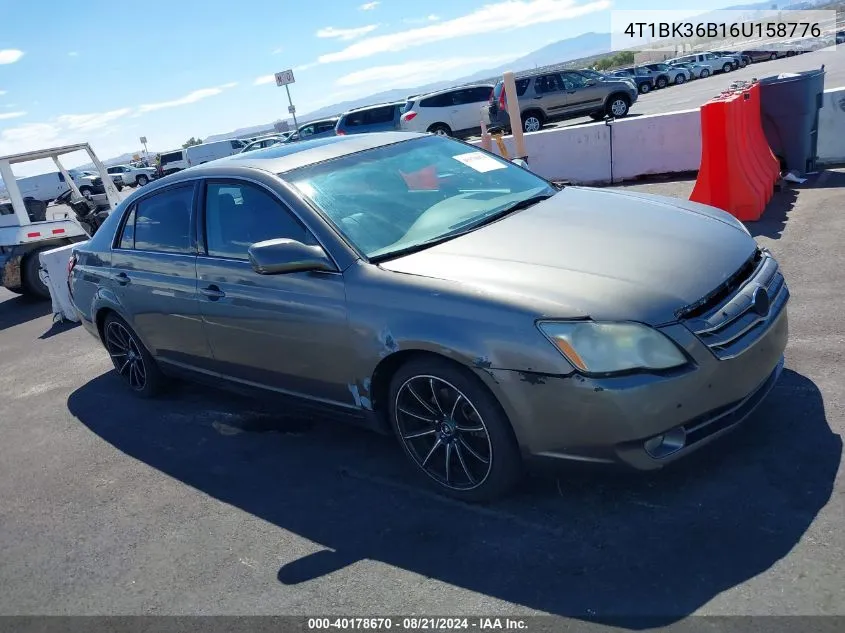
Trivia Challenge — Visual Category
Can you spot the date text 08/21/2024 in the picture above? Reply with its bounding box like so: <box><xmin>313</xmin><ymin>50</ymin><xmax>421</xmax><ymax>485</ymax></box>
<box><xmin>307</xmin><ymin>617</ymin><xmax>528</xmax><ymax>631</ymax></box>
<box><xmin>623</xmin><ymin>21</ymin><xmax>822</xmax><ymax>40</ymax></box>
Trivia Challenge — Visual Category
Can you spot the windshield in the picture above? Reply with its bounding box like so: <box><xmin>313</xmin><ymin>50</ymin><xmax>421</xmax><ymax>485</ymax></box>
<box><xmin>286</xmin><ymin>135</ymin><xmax>556</xmax><ymax>260</ymax></box>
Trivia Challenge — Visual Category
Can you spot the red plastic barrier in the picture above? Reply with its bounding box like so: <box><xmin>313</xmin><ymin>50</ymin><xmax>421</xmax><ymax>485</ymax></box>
<box><xmin>690</xmin><ymin>82</ymin><xmax>780</xmax><ymax>221</ymax></box>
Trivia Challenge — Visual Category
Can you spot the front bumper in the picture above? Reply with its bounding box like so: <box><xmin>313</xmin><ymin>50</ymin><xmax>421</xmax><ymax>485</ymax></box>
<box><xmin>475</xmin><ymin>252</ymin><xmax>790</xmax><ymax>471</ymax></box>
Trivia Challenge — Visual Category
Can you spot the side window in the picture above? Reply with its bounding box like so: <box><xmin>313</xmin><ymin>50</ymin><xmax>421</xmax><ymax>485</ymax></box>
<box><xmin>203</xmin><ymin>181</ymin><xmax>314</xmax><ymax>260</ymax></box>
<box><xmin>364</xmin><ymin>105</ymin><xmax>395</xmax><ymax>124</ymax></box>
<box><xmin>58</xmin><ymin>172</ymin><xmax>65</xmax><ymax>182</ymax></box>
<box><xmin>516</xmin><ymin>78</ymin><xmax>530</xmax><ymax>96</ymax></box>
<box><xmin>118</xmin><ymin>207</ymin><xmax>136</xmax><ymax>249</ymax></box>
<box><xmin>562</xmin><ymin>72</ymin><xmax>586</xmax><ymax>89</ymax></box>
<box><xmin>299</xmin><ymin>125</ymin><xmax>315</xmax><ymax>137</ymax></box>
<box><xmin>317</xmin><ymin>121</ymin><xmax>337</xmax><ymax>133</ymax></box>
<box><xmin>345</xmin><ymin>111</ymin><xmax>366</xmax><ymax>127</ymax></box>
<box><xmin>230</xmin><ymin>140</ymin><xmax>242</xmax><ymax>149</ymax></box>
<box><xmin>133</xmin><ymin>185</ymin><xmax>195</xmax><ymax>253</ymax></box>
<box><xmin>420</xmin><ymin>93</ymin><xmax>452</xmax><ymax>108</ymax></box>
<box><xmin>451</xmin><ymin>89</ymin><xmax>478</xmax><ymax>106</ymax></box>
<box><xmin>536</xmin><ymin>73</ymin><xmax>563</xmax><ymax>94</ymax></box>
<box><xmin>469</xmin><ymin>86</ymin><xmax>493</xmax><ymax>102</ymax></box>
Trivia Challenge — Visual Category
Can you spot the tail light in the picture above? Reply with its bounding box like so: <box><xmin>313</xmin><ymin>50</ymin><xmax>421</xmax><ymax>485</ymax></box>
<box><xmin>401</xmin><ymin>111</ymin><xmax>417</xmax><ymax>122</ymax></box>
<box><xmin>336</xmin><ymin>129</ymin><xmax>346</xmax><ymax>135</ymax></box>
<box><xmin>67</xmin><ymin>252</ymin><xmax>78</xmax><ymax>296</ymax></box>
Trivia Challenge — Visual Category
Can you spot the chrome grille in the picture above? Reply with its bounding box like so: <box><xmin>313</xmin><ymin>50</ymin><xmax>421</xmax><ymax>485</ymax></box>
<box><xmin>681</xmin><ymin>249</ymin><xmax>789</xmax><ymax>360</ymax></box>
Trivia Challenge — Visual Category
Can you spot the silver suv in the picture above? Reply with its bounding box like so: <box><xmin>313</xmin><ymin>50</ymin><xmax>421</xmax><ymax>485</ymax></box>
<box><xmin>488</xmin><ymin>70</ymin><xmax>639</xmax><ymax>133</ymax></box>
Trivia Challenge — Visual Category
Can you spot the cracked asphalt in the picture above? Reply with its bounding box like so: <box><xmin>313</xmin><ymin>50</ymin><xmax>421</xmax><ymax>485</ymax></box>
<box><xmin>0</xmin><ymin>169</ymin><xmax>843</xmax><ymax>624</ymax></box>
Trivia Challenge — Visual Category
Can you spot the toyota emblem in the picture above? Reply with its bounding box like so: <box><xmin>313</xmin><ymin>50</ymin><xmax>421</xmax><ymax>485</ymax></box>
<box><xmin>751</xmin><ymin>286</ymin><xmax>770</xmax><ymax>317</ymax></box>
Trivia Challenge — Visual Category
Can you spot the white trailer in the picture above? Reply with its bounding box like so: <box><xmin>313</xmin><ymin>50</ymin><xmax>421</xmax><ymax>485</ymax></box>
<box><xmin>0</xmin><ymin>143</ymin><xmax>121</xmax><ymax>298</ymax></box>
<box><xmin>184</xmin><ymin>139</ymin><xmax>247</xmax><ymax>167</ymax></box>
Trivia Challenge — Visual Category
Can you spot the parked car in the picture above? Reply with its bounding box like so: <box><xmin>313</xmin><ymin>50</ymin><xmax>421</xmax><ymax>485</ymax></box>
<box><xmin>240</xmin><ymin>135</ymin><xmax>289</xmax><ymax>153</ymax></box>
<box><xmin>295</xmin><ymin>117</ymin><xmax>340</xmax><ymax>141</ymax></box>
<box><xmin>712</xmin><ymin>51</ymin><xmax>746</xmax><ymax>69</ymax></box>
<box><xmin>488</xmin><ymin>70</ymin><xmax>638</xmax><ymax>132</ymax></box>
<box><xmin>158</xmin><ymin>149</ymin><xmax>189</xmax><ymax>176</ymax></box>
<box><xmin>837</xmin><ymin>31</ymin><xmax>845</xmax><ymax>45</ymax></box>
<box><xmin>621</xmin><ymin>65</ymin><xmax>671</xmax><ymax>89</ymax></box>
<box><xmin>69</xmin><ymin>131</ymin><xmax>790</xmax><ymax>502</ymax></box>
<box><xmin>668</xmin><ymin>61</ymin><xmax>707</xmax><ymax>79</ymax></box>
<box><xmin>336</xmin><ymin>102</ymin><xmax>404</xmax><ymax>135</ymax></box>
<box><xmin>666</xmin><ymin>52</ymin><xmax>737</xmax><ymax>75</ymax></box>
<box><xmin>643</xmin><ymin>62</ymin><xmax>691</xmax><ymax>86</ymax></box>
<box><xmin>186</xmin><ymin>139</ymin><xmax>248</xmax><ymax>167</ymax></box>
<box><xmin>577</xmin><ymin>68</ymin><xmax>638</xmax><ymax>92</ymax></box>
<box><xmin>609</xmin><ymin>68</ymin><xmax>656</xmax><ymax>94</ymax></box>
<box><xmin>399</xmin><ymin>84</ymin><xmax>494</xmax><ymax>138</ymax></box>
<box><xmin>107</xmin><ymin>164</ymin><xmax>157</xmax><ymax>187</ymax></box>
<box><xmin>14</xmin><ymin>169</ymin><xmax>118</xmax><ymax>203</ymax></box>
<box><xmin>738</xmin><ymin>49</ymin><xmax>784</xmax><ymax>63</ymax></box>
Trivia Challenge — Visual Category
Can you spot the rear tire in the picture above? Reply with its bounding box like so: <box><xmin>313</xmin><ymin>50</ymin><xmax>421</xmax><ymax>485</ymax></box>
<box><xmin>136</xmin><ymin>175</ymin><xmax>149</xmax><ymax>186</ymax></box>
<box><xmin>427</xmin><ymin>123</ymin><xmax>452</xmax><ymax>137</ymax></box>
<box><xmin>521</xmin><ymin>111</ymin><xmax>543</xmax><ymax>133</ymax></box>
<box><xmin>639</xmin><ymin>82</ymin><xmax>650</xmax><ymax>94</ymax></box>
<box><xmin>723</xmin><ymin>63</ymin><xmax>733</xmax><ymax>73</ymax></box>
<box><xmin>21</xmin><ymin>249</ymin><xmax>50</xmax><ymax>300</ymax></box>
<box><xmin>700</xmin><ymin>68</ymin><xmax>711</xmax><ymax>78</ymax></box>
<box><xmin>388</xmin><ymin>356</ymin><xmax>523</xmax><ymax>502</ymax></box>
<box><xmin>674</xmin><ymin>74</ymin><xmax>686</xmax><ymax>85</ymax></box>
<box><xmin>656</xmin><ymin>76</ymin><xmax>668</xmax><ymax>89</ymax></box>
<box><xmin>102</xmin><ymin>313</ymin><xmax>165</xmax><ymax>398</ymax></box>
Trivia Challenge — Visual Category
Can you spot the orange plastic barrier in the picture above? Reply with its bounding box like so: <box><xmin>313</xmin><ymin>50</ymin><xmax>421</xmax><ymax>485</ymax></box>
<box><xmin>690</xmin><ymin>82</ymin><xmax>780</xmax><ymax>221</ymax></box>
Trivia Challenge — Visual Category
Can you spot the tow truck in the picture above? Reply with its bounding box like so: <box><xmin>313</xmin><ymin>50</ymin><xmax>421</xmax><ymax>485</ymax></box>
<box><xmin>0</xmin><ymin>143</ymin><xmax>121</xmax><ymax>299</ymax></box>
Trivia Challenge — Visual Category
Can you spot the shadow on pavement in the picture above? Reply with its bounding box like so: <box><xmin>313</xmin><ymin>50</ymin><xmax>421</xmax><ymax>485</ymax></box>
<box><xmin>39</xmin><ymin>319</ymin><xmax>81</xmax><ymax>339</ymax></box>
<box><xmin>0</xmin><ymin>295</ymin><xmax>51</xmax><ymax>332</ymax></box>
<box><xmin>67</xmin><ymin>367</ymin><xmax>838</xmax><ymax>626</ymax></box>
<box><xmin>745</xmin><ymin>186</ymin><xmax>798</xmax><ymax>240</ymax></box>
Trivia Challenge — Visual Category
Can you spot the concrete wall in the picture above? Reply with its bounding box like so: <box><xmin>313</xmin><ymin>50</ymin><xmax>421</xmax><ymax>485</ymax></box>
<box><xmin>817</xmin><ymin>87</ymin><xmax>845</xmax><ymax>166</ymax></box>
<box><xmin>469</xmin><ymin>83</ymin><xmax>842</xmax><ymax>184</ymax></box>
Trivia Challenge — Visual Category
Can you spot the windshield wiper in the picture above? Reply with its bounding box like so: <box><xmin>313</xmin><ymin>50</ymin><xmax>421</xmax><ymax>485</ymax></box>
<box><xmin>448</xmin><ymin>192</ymin><xmax>555</xmax><ymax>231</ymax></box>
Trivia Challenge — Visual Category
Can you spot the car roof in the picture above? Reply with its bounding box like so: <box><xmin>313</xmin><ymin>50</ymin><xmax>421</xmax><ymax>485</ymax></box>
<box><xmin>298</xmin><ymin>116</ymin><xmax>339</xmax><ymax>128</ymax></box>
<box><xmin>126</xmin><ymin>132</ymin><xmax>428</xmax><ymax>196</ymax></box>
<box><xmin>412</xmin><ymin>83</ymin><xmax>494</xmax><ymax>100</ymax></box>
<box><xmin>344</xmin><ymin>101</ymin><xmax>404</xmax><ymax>114</ymax></box>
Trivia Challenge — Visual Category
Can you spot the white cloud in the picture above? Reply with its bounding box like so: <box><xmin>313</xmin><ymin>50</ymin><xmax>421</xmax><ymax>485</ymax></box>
<box><xmin>0</xmin><ymin>49</ymin><xmax>24</xmax><ymax>64</ymax></box>
<box><xmin>0</xmin><ymin>111</ymin><xmax>27</xmax><ymax>120</ymax></box>
<box><xmin>272</xmin><ymin>46</ymin><xmax>284</xmax><ymax>54</ymax></box>
<box><xmin>0</xmin><ymin>90</ymin><xmax>6</xmax><ymax>96</ymax></box>
<box><xmin>138</xmin><ymin>82</ymin><xmax>238</xmax><ymax>113</ymax></box>
<box><xmin>336</xmin><ymin>55</ymin><xmax>515</xmax><ymax>88</ymax></box>
<box><xmin>68</xmin><ymin>51</ymin><xmax>79</xmax><ymax>57</ymax></box>
<box><xmin>254</xmin><ymin>74</ymin><xmax>276</xmax><ymax>86</ymax></box>
<box><xmin>404</xmin><ymin>14</ymin><xmax>441</xmax><ymax>24</ymax></box>
<box><xmin>316</xmin><ymin>25</ymin><xmax>379</xmax><ymax>41</ymax></box>
<box><xmin>57</xmin><ymin>108</ymin><xmax>132</xmax><ymax>131</ymax></box>
<box><xmin>358</xmin><ymin>1</ymin><xmax>379</xmax><ymax>9</ymax></box>
<box><xmin>319</xmin><ymin>0</ymin><xmax>611</xmax><ymax>64</ymax></box>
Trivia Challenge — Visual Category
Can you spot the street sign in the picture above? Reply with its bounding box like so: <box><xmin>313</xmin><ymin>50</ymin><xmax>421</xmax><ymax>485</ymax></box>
<box><xmin>275</xmin><ymin>69</ymin><xmax>295</xmax><ymax>86</ymax></box>
<box><xmin>288</xmin><ymin>105</ymin><xmax>296</xmax><ymax>114</ymax></box>
<box><xmin>139</xmin><ymin>136</ymin><xmax>147</xmax><ymax>144</ymax></box>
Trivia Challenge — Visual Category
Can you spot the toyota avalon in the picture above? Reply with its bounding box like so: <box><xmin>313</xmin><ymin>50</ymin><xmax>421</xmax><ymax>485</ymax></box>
<box><xmin>70</xmin><ymin>132</ymin><xmax>789</xmax><ymax>502</ymax></box>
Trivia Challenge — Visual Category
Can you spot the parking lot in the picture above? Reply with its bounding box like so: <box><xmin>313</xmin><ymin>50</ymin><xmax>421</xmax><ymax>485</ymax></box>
<box><xmin>0</xmin><ymin>165</ymin><xmax>843</xmax><ymax>620</ymax></box>
<box><xmin>511</xmin><ymin>46</ymin><xmax>845</xmax><ymax>135</ymax></box>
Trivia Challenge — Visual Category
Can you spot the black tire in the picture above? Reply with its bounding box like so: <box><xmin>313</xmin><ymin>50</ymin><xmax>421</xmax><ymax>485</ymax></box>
<box><xmin>605</xmin><ymin>94</ymin><xmax>630</xmax><ymax>118</ymax></box>
<box><xmin>674</xmin><ymin>74</ymin><xmax>686</xmax><ymax>85</ymax></box>
<box><xmin>427</xmin><ymin>123</ymin><xmax>452</xmax><ymax>137</ymax></box>
<box><xmin>102</xmin><ymin>313</ymin><xmax>165</xmax><ymax>398</ymax></box>
<box><xmin>521</xmin><ymin>110</ymin><xmax>543</xmax><ymax>133</ymax></box>
<box><xmin>700</xmin><ymin>68</ymin><xmax>711</xmax><ymax>78</ymax></box>
<box><xmin>656</xmin><ymin>76</ymin><xmax>668</xmax><ymax>89</ymax></box>
<box><xmin>21</xmin><ymin>249</ymin><xmax>50</xmax><ymax>300</ymax></box>
<box><xmin>723</xmin><ymin>63</ymin><xmax>733</xmax><ymax>73</ymax></box>
<box><xmin>79</xmin><ymin>186</ymin><xmax>93</xmax><ymax>199</ymax></box>
<box><xmin>388</xmin><ymin>356</ymin><xmax>523</xmax><ymax>502</ymax></box>
<box><xmin>639</xmin><ymin>82</ymin><xmax>650</xmax><ymax>94</ymax></box>
<box><xmin>136</xmin><ymin>175</ymin><xmax>148</xmax><ymax>186</ymax></box>
<box><xmin>115</xmin><ymin>183</ymin><xmax>123</xmax><ymax>192</ymax></box>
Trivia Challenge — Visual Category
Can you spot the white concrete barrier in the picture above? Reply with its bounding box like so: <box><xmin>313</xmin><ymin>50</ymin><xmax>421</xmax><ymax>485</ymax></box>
<box><xmin>470</xmin><ymin>83</ymin><xmax>844</xmax><ymax>184</ymax></box>
<box><xmin>818</xmin><ymin>86</ymin><xmax>845</xmax><ymax>165</ymax></box>
<box><xmin>608</xmin><ymin>109</ymin><xmax>701</xmax><ymax>182</ymax></box>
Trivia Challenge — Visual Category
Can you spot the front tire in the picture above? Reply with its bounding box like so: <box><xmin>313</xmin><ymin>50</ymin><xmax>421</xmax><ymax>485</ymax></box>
<box><xmin>102</xmin><ymin>313</ymin><xmax>165</xmax><ymax>398</ymax></box>
<box><xmin>723</xmin><ymin>63</ymin><xmax>733</xmax><ymax>73</ymax></box>
<box><xmin>656</xmin><ymin>76</ymin><xmax>668</xmax><ymax>89</ymax></box>
<box><xmin>674</xmin><ymin>74</ymin><xmax>686</xmax><ymax>85</ymax></box>
<box><xmin>136</xmin><ymin>175</ymin><xmax>149</xmax><ymax>186</ymax></box>
<box><xmin>639</xmin><ymin>82</ymin><xmax>650</xmax><ymax>94</ymax></box>
<box><xmin>521</xmin><ymin>111</ymin><xmax>543</xmax><ymax>133</ymax></box>
<box><xmin>389</xmin><ymin>357</ymin><xmax>523</xmax><ymax>502</ymax></box>
<box><xmin>79</xmin><ymin>186</ymin><xmax>93</xmax><ymax>199</ymax></box>
<box><xmin>606</xmin><ymin>95</ymin><xmax>630</xmax><ymax>118</ymax></box>
<box><xmin>700</xmin><ymin>68</ymin><xmax>711</xmax><ymax>78</ymax></box>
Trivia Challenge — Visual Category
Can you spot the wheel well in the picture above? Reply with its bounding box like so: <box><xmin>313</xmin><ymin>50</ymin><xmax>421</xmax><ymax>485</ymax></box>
<box><xmin>426</xmin><ymin>122</ymin><xmax>450</xmax><ymax>132</ymax></box>
<box><xmin>95</xmin><ymin>307</ymin><xmax>117</xmax><ymax>343</ymax></box>
<box><xmin>521</xmin><ymin>108</ymin><xmax>544</xmax><ymax>122</ymax></box>
<box><xmin>607</xmin><ymin>91</ymin><xmax>631</xmax><ymax>105</ymax></box>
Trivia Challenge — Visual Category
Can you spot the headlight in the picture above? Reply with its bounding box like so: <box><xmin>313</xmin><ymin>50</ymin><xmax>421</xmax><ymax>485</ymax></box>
<box><xmin>537</xmin><ymin>321</ymin><xmax>687</xmax><ymax>375</ymax></box>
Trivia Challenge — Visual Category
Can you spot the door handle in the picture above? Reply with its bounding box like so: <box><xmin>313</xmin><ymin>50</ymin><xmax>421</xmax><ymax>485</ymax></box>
<box><xmin>200</xmin><ymin>284</ymin><xmax>225</xmax><ymax>300</ymax></box>
<box><xmin>115</xmin><ymin>272</ymin><xmax>130</xmax><ymax>286</ymax></box>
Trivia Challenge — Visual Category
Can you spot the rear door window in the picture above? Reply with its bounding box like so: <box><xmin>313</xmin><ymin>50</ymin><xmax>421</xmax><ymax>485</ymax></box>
<box><xmin>420</xmin><ymin>92</ymin><xmax>454</xmax><ymax>108</ymax></box>
<box><xmin>344</xmin><ymin>111</ymin><xmax>367</xmax><ymax>127</ymax></box>
<box><xmin>130</xmin><ymin>185</ymin><xmax>195</xmax><ymax>253</ymax></box>
<box><xmin>364</xmin><ymin>105</ymin><xmax>396</xmax><ymax>124</ymax></box>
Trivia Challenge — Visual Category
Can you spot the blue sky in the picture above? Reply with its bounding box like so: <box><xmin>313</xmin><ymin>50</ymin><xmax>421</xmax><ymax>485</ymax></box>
<box><xmin>0</xmin><ymin>0</ymin><xmax>728</xmax><ymax>172</ymax></box>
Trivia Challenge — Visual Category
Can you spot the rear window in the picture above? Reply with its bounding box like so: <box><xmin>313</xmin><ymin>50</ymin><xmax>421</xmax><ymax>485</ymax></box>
<box><xmin>344</xmin><ymin>111</ymin><xmax>367</xmax><ymax>127</ymax></box>
<box><xmin>420</xmin><ymin>92</ymin><xmax>455</xmax><ymax>108</ymax></box>
<box><xmin>160</xmin><ymin>151</ymin><xmax>183</xmax><ymax>165</ymax></box>
<box><xmin>492</xmin><ymin>79</ymin><xmax>528</xmax><ymax>101</ymax></box>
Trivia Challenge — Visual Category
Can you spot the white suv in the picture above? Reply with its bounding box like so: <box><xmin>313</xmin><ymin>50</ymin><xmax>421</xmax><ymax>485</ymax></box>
<box><xmin>399</xmin><ymin>84</ymin><xmax>494</xmax><ymax>138</ymax></box>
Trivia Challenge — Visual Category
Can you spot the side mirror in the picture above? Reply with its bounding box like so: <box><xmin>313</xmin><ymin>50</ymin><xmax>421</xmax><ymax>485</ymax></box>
<box><xmin>511</xmin><ymin>158</ymin><xmax>529</xmax><ymax>169</ymax></box>
<box><xmin>585</xmin><ymin>79</ymin><xmax>596</xmax><ymax>86</ymax></box>
<box><xmin>248</xmin><ymin>238</ymin><xmax>335</xmax><ymax>275</ymax></box>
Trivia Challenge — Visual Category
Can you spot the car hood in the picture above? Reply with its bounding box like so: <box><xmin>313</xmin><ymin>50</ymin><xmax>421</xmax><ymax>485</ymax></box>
<box><xmin>378</xmin><ymin>187</ymin><xmax>756</xmax><ymax>324</ymax></box>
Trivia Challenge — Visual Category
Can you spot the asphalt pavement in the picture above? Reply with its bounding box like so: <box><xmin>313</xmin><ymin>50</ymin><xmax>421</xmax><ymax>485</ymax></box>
<box><xmin>0</xmin><ymin>168</ymin><xmax>843</xmax><ymax>620</ymax></box>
